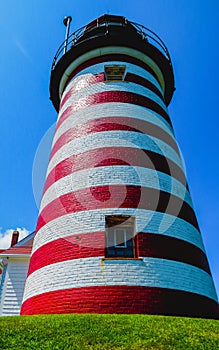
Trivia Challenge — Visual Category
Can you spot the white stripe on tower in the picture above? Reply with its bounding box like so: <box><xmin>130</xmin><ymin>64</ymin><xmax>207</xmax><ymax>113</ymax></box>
<box><xmin>46</xmin><ymin>132</ymin><xmax>183</xmax><ymax>175</ymax></box>
<box><xmin>40</xmin><ymin>166</ymin><xmax>193</xmax><ymax>211</ymax></box>
<box><xmin>59</xmin><ymin>81</ymin><xmax>167</xmax><ymax>116</ymax></box>
<box><xmin>23</xmin><ymin>257</ymin><xmax>218</xmax><ymax>303</ymax></box>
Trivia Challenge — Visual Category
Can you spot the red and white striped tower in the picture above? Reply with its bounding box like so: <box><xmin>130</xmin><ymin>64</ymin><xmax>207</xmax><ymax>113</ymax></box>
<box><xmin>21</xmin><ymin>15</ymin><xmax>218</xmax><ymax>317</ymax></box>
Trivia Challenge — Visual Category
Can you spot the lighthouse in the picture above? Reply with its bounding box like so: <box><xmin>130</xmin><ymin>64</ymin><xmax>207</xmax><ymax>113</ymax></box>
<box><xmin>21</xmin><ymin>14</ymin><xmax>218</xmax><ymax>317</ymax></box>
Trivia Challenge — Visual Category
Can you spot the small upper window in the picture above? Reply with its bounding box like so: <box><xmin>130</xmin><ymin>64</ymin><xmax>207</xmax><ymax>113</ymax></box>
<box><xmin>105</xmin><ymin>215</ymin><xmax>135</xmax><ymax>258</ymax></box>
<box><xmin>104</xmin><ymin>65</ymin><xmax>126</xmax><ymax>81</ymax></box>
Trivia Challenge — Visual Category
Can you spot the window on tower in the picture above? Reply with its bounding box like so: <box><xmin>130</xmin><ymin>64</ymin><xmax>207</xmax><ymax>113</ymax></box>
<box><xmin>104</xmin><ymin>64</ymin><xmax>126</xmax><ymax>81</ymax></box>
<box><xmin>105</xmin><ymin>216</ymin><xmax>135</xmax><ymax>258</ymax></box>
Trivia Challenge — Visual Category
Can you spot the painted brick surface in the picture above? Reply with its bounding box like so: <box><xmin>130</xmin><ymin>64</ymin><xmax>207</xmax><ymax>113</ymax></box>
<box><xmin>61</xmin><ymin>61</ymin><xmax>163</xmax><ymax>101</ymax></box>
<box><xmin>47</xmin><ymin>131</ymin><xmax>183</xmax><ymax>176</ymax></box>
<box><xmin>21</xmin><ymin>285</ymin><xmax>218</xmax><ymax>317</ymax></box>
<box><xmin>44</xmin><ymin>148</ymin><xmax>186</xmax><ymax>193</ymax></box>
<box><xmin>23</xmin><ymin>257</ymin><xmax>217</xmax><ymax>303</ymax></box>
<box><xmin>50</xmin><ymin>116</ymin><xmax>178</xmax><ymax>159</ymax></box>
<box><xmin>53</xmin><ymin>103</ymin><xmax>174</xmax><ymax>144</ymax></box>
<box><xmin>28</xmin><ymin>232</ymin><xmax>209</xmax><ymax>276</ymax></box>
<box><xmin>40</xmin><ymin>166</ymin><xmax>193</xmax><ymax>211</ymax></box>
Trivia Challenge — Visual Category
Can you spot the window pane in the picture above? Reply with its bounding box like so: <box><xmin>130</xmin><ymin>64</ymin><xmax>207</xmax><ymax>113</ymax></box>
<box><xmin>108</xmin><ymin>230</ymin><xmax>114</xmax><ymax>247</ymax></box>
<box><xmin>115</xmin><ymin>228</ymin><xmax>126</xmax><ymax>247</ymax></box>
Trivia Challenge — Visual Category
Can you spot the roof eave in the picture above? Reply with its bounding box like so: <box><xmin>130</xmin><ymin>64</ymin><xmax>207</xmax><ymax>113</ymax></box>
<box><xmin>0</xmin><ymin>253</ymin><xmax>31</xmax><ymax>258</ymax></box>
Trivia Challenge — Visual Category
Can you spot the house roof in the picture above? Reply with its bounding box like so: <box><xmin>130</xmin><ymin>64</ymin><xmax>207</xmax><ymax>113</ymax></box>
<box><xmin>0</xmin><ymin>232</ymin><xmax>34</xmax><ymax>258</ymax></box>
<box><xmin>0</xmin><ymin>246</ymin><xmax>32</xmax><ymax>257</ymax></box>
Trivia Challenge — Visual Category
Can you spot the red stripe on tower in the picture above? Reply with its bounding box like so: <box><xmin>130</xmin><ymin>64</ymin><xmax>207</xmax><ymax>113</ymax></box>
<box><xmin>21</xmin><ymin>286</ymin><xmax>218</xmax><ymax>318</ymax></box>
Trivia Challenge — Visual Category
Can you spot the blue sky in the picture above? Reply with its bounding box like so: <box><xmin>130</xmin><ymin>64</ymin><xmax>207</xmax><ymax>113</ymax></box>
<box><xmin>0</xmin><ymin>1</ymin><xmax>218</xmax><ymax>296</ymax></box>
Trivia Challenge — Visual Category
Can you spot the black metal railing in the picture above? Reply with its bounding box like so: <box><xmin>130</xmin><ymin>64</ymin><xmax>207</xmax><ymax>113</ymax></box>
<box><xmin>52</xmin><ymin>17</ymin><xmax>172</xmax><ymax>70</ymax></box>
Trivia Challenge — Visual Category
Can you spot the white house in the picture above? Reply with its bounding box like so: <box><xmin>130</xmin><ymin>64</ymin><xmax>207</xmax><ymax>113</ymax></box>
<box><xmin>0</xmin><ymin>231</ymin><xmax>33</xmax><ymax>316</ymax></box>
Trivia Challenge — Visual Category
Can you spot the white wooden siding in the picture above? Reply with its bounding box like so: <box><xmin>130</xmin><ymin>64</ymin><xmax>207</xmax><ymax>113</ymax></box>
<box><xmin>0</xmin><ymin>258</ymin><xmax>29</xmax><ymax>316</ymax></box>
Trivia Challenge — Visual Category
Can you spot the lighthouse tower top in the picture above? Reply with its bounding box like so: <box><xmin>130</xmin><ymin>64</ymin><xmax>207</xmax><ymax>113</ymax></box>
<box><xmin>49</xmin><ymin>14</ymin><xmax>175</xmax><ymax>111</ymax></box>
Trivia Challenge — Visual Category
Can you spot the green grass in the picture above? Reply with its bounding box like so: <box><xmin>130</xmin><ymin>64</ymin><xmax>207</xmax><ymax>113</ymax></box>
<box><xmin>0</xmin><ymin>314</ymin><xmax>218</xmax><ymax>350</ymax></box>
